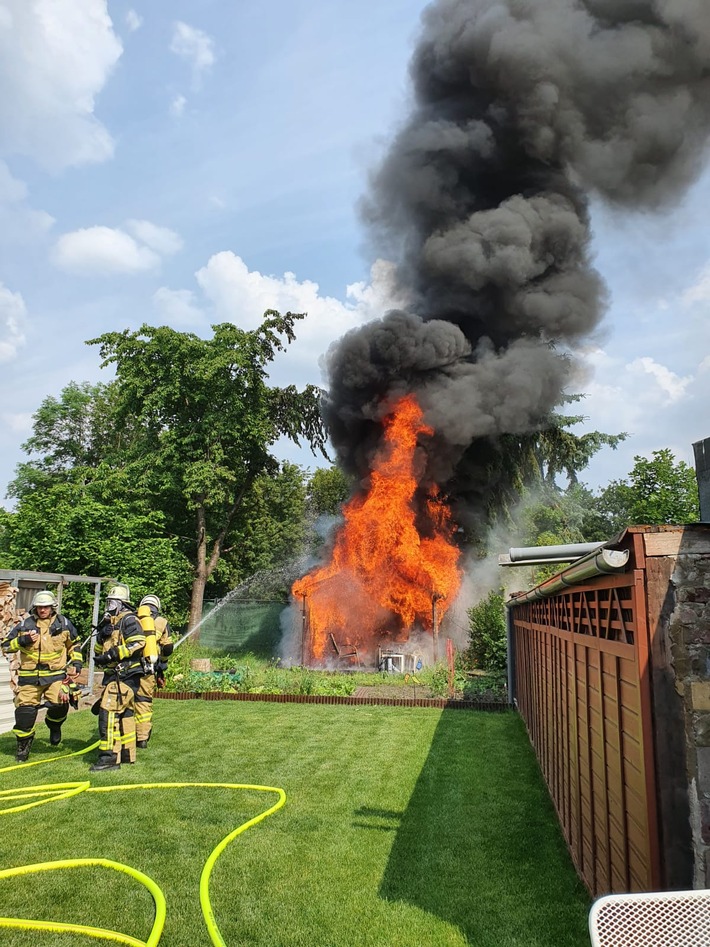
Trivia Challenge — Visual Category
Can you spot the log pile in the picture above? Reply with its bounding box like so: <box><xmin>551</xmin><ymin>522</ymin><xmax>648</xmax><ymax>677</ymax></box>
<box><xmin>0</xmin><ymin>583</ymin><xmax>17</xmax><ymax>639</ymax></box>
<box><xmin>0</xmin><ymin>584</ymin><xmax>20</xmax><ymax>690</ymax></box>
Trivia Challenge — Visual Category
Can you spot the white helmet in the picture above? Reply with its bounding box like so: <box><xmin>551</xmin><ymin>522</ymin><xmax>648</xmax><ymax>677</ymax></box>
<box><xmin>139</xmin><ymin>594</ymin><xmax>161</xmax><ymax>611</ymax></box>
<box><xmin>106</xmin><ymin>583</ymin><xmax>131</xmax><ymax>605</ymax></box>
<box><xmin>32</xmin><ymin>590</ymin><xmax>57</xmax><ymax>609</ymax></box>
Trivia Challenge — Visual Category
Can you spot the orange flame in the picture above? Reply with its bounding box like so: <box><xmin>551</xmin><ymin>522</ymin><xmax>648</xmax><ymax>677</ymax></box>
<box><xmin>292</xmin><ymin>394</ymin><xmax>462</xmax><ymax>663</ymax></box>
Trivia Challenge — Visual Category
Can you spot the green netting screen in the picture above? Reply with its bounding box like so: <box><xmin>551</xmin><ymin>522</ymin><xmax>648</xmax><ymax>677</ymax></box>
<box><xmin>199</xmin><ymin>600</ymin><xmax>286</xmax><ymax>656</ymax></box>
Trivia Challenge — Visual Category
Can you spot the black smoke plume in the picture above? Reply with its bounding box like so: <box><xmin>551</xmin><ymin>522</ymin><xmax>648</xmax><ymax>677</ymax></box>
<box><xmin>322</xmin><ymin>0</ymin><xmax>710</xmax><ymax>534</ymax></box>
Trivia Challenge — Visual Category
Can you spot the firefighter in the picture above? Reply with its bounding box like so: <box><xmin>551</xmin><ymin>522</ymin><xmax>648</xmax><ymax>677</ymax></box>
<box><xmin>90</xmin><ymin>583</ymin><xmax>145</xmax><ymax>773</ymax></box>
<box><xmin>1</xmin><ymin>590</ymin><xmax>82</xmax><ymax>762</ymax></box>
<box><xmin>135</xmin><ymin>594</ymin><xmax>174</xmax><ymax>748</ymax></box>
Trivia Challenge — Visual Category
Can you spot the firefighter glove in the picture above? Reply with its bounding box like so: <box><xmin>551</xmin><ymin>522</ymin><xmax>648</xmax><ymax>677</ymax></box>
<box><xmin>97</xmin><ymin>620</ymin><xmax>113</xmax><ymax>642</ymax></box>
<box><xmin>18</xmin><ymin>633</ymin><xmax>36</xmax><ymax>647</ymax></box>
<box><xmin>94</xmin><ymin>652</ymin><xmax>111</xmax><ymax>666</ymax></box>
<box><xmin>58</xmin><ymin>684</ymin><xmax>70</xmax><ymax>704</ymax></box>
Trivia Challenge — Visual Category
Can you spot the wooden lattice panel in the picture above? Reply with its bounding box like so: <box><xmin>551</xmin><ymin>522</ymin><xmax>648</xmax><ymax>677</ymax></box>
<box><xmin>511</xmin><ymin>571</ymin><xmax>659</xmax><ymax>897</ymax></box>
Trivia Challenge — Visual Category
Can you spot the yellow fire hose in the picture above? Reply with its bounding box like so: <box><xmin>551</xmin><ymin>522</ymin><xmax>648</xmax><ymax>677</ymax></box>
<box><xmin>0</xmin><ymin>738</ymin><xmax>287</xmax><ymax>946</ymax></box>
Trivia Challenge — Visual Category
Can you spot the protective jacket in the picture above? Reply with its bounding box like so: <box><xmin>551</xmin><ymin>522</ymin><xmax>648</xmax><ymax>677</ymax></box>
<box><xmin>95</xmin><ymin>607</ymin><xmax>146</xmax><ymax>680</ymax></box>
<box><xmin>155</xmin><ymin>616</ymin><xmax>174</xmax><ymax>663</ymax></box>
<box><xmin>2</xmin><ymin>613</ymin><xmax>81</xmax><ymax>686</ymax></box>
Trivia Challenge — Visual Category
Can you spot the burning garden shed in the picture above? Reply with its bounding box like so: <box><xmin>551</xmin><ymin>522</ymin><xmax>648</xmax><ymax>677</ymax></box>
<box><xmin>292</xmin><ymin>1</ymin><xmax>710</xmax><ymax>665</ymax></box>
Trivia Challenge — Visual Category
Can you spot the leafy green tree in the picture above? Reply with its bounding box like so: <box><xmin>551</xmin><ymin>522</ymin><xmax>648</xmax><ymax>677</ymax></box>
<box><xmin>470</xmin><ymin>399</ymin><xmax>627</xmax><ymax>536</ymax></box>
<box><xmin>4</xmin><ymin>381</ymin><xmax>191</xmax><ymax>625</ymax></box>
<box><xmin>595</xmin><ymin>449</ymin><xmax>699</xmax><ymax>534</ymax></box>
<box><xmin>0</xmin><ymin>507</ymin><xmax>14</xmax><ymax>569</ymax></box>
<box><xmin>5</xmin><ymin>466</ymin><xmax>191</xmax><ymax>627</ymax></box>
<box><xmin>215</xmin><ymin>462</ymin><xmax>310</xmax><ymax>597</ymax></box>
<box><xmin>7</xmin><ymin>381</ymin><xmax>128</xmax><ymax>500</ymax></box>
<box><xmin>89</xmin><ymin>315</ymin><xmax>327</xmax><ymax>629</ymax></box>
<box><xmin>465</xmin><ymin>589</ymin><xmax>507</xmax><ymax>673</ymax></box>
<box><xmin>307</xmin><ymin>466</ymin><xmax>351</xmax><ymax>517</ymax></box>
<box><xmin>521</xmin><ymin>481</ymin><xmax>601</xmax><ymax>547</ymax></box>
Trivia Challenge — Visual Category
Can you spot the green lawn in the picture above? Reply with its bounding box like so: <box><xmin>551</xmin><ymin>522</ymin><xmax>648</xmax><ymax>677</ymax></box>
<box><xmin>0</xmin><ymin>701</ymin><xmax>591</xmax><ymax>946</ymax></box>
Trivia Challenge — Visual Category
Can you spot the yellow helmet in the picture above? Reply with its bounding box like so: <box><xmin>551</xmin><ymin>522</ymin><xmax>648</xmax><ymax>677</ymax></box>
<box><xmin>106</xmin><ymin>583</ymin><xmax>131</xmax><ymax>604</ymax></box>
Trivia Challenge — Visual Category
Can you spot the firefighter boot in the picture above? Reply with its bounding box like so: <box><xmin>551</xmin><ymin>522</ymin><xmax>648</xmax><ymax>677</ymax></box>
<box><xmin>136</xmin><ymin>739</ymin><xmax>149</xmax><ymax>749</ymax></box>
<box><xmin>120</xmin><ymin>748</ymin><xmax>135</xmax><ymax>764</ymax></box>
<box><xmin>15</xmin><ymin>734</ymin><xmax>35</xmax><ymax>763</ymax></box>
<box><xmin>48</xmin><ymin>723</ymin><xmax>62</xmax><ymax>746</ymax></box>
<box><xmin>89</xmin><ymin>752</ymin><xmax>120</xmax><ymax>773</ymax></box>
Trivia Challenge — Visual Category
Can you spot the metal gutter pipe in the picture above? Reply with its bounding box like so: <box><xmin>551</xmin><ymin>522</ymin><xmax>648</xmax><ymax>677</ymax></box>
<box><xmin>506</xmin><ymin>547</ymin><xmax>630</xmax><ymax>606</ymax></box>
<box><xmin>506</xmin><ymin>542</ymin><xmax>605</xmax><ymax>563</ymax></box>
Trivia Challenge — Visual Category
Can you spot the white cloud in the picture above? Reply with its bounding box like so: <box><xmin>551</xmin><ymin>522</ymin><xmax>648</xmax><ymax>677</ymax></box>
<box><xmin>627</xmin><ymin>356</ymin><xmax>692</xmax><ymax>404</ymax></box>
<box><xmin>170</xmin><ymin>21</ymin><xmax>215</xmax><ymax>87</ymax></box>
<box><xmin>0</xmin><ymin>282</ymin><xmax>27</xmax><ymax>361</ymax></box>
<box><xmin>345</xmin><ymin>258</ymin><xmax>410</xmax><ymax>317</ymax></box>
<box><xmin>53</xmin><ymin>226</ymin><xmax>161</xmax><ymax>274</ymax></box>
<box><xmin>0</xmin><ymin>0</ymin><xmax>122</xmax><ymax>171</ymax></box>
<box><xmin>194</xmin><ymin>252</ymin><xmax>403</xmax><ymax>386</ymax></box>
<box><xmin>126</xmin><ymin>219</ymin><xmax>182</xmax><ymax>256</ymax></box>
<box><xmin>53</xmin><ymin>220</ymin><xmax>182</xmax><ymax>275</ymax></box>
<box><xmin>169</xmin><ymin>94</ymin><xmax>186</xmax><ymax>117</ymax></box>
<box><xmin>2</xmin><ymin>411</ymin><xmax>33</xmax><ymax>434</ymax></box>
<box><xmin>683</xmin><ymin>262</ymin><xmax>710</xmax><ymax>306</ymax></box>
<box><xmin>0</xmin><ymin>159</ymin><xmax>54</xmax><ymax>242</ymax></box>
<box><xmin>153</xmin><ymin>287</ymin><xmax>204</xmax><ymax>326</ymax></box>
<box><xmin>0</xmin><ymin>160</ymin><xmax>27</xmax><ymax>203</ymax></box>
<box><xmin>125</xmin><ymin>9</ymin><xmax>142</xmax><ymax>32</ymax></box>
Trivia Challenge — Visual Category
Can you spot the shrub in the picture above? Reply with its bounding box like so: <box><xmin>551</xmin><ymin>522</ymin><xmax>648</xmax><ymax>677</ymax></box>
<box><xmin>466</xmin><ymin>589</ymin><xmax>507</xmax><ymax>674</ymax></box>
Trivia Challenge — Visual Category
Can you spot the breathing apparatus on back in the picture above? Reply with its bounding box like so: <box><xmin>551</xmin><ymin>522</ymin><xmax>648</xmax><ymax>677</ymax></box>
<box><xmin>137</xmin><ymin>595</ymin><xmax>160</xmax><ymax>671</ymax></box>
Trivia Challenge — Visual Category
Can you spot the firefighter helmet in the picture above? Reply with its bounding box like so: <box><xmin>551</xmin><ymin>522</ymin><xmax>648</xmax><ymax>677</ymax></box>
<box><xmin>106</xmin><ymin>583</ymin><xmax>131</xmax><ymax>604</ymax></box>
<box><xmin>139</xmin><ymin>594</ymin><xmax>161</xmax><ymax>611</ymax></box>
<box><xmin>31</xmin><ymin>590</ymin><xmax>58</xmax><ymax>609</ymax></box>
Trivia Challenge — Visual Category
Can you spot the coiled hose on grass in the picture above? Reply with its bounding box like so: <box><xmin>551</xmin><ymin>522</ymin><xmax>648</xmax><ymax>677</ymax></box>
<box><xmin>0</xmin><ymin>738</ymin><xmax>287</xmax><ymax>946</ymax></box>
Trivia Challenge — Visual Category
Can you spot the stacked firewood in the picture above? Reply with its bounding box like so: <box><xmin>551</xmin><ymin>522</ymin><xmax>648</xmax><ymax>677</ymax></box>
<box><xmin>0</xmin><ymin>584</ymin><xmax>20</xmax><ymax>690</ymax></box>
<box><xmin>0</xmin><ymin>583</ymin><xmax>17</xmax><ymax>639</ymax></box>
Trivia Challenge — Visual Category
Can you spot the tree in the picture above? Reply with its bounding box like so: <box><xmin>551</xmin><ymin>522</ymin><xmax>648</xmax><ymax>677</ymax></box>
<box><xmin>89</xmin><ymin>315</ymin><xmax>327</xmax><ymax>629</ymax></box>
<box><xmin>466</xmin><ymin>589</ymin><xmax>507</xmax><ymax>673</ymax></box>
<box><xmin>5</xmin><ymin>466</ymin><xmax>191</xmax><ymax>625</ymax></box>
<box><xmin>595</xmin><ymin>449</ymin><xmax>699</xmax><ymax>535</ymax></box>
<box><xmin>214</xmin><ymin>461</ymin><xmax>310</xmax><ymax>597</ymax></box>
<box><xmin>7</xmin><ymin>381</ymin><xmax>127</xmax><ymax>500</ymax></box>
<box><xmin>307</xmin><ymin>466</ymin><xmax>351</xmax><ymax>517</ymax></box>
<box><xmin>459</xmin><ymin>397</ymin><xmax>627</xmax><ymax>539</ymax></box>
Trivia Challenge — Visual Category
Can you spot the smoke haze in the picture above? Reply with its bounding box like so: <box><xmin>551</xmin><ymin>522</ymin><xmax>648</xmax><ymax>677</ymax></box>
<box><xmin>322</xmin><ymin>0</ymin><xmax>710</xmax><ymax>531</ymax></box>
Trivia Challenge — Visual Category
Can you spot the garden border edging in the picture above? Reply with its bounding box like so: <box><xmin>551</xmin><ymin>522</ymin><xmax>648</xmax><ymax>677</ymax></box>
<box><xmin>156</xmin><ymin>690</ymin><xmax>509</xmax><ymax>711</ymax></box>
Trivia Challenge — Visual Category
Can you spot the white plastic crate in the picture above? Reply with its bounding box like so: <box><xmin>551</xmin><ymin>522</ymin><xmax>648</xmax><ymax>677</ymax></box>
<box><xmin>590</xmin><ymin>889</ymin><xmax>710</xmax><ymax>947</ymax></box>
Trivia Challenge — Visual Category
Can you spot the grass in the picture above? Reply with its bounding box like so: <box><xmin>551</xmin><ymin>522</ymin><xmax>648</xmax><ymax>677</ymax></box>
<box><xmin>0</xmin><ymin>701</ymin><xmax>590</xmax><ymax>946</ymax></box>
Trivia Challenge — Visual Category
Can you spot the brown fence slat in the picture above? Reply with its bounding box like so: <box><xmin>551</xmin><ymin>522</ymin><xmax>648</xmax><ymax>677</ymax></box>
<box><xmin>511</xmin><ymin>571</ymin><xmax>659</xmax><ymax>897</ymax></box>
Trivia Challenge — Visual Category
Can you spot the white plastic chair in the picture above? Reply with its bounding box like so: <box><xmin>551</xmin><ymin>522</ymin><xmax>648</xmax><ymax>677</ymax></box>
<box><xmin>589</xmin><ymin>889</ymin><xmax>710</xmax><ymax>946</ymax></box>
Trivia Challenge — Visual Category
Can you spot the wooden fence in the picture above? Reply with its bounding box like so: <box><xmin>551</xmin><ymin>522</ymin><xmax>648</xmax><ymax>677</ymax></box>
<box><xmin>509</xmin><ymin>564</ymin><xmax>661</xmax><ymax>897</ymax></box>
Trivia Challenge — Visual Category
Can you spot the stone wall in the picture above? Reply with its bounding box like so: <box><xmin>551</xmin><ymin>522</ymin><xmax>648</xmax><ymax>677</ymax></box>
<box><xmin>668</xmin><ymin>552</ymin><xmax>710</xmax><ymax>888</ymax></box>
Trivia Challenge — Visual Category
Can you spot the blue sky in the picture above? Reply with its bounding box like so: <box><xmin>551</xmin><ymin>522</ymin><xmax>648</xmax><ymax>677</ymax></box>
<box><xmin>1</xmin><ymin>0</ymin><xmax>710</xmax><ymax>509</ymax></box>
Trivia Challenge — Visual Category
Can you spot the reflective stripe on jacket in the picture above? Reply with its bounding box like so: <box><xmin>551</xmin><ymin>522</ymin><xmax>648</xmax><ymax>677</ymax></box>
<box><xmin>97</xmin><ymin>608</ymin><xmax>146</xmax><ymax>680</ymax></box>
<box><xmin>1</xmin><ymin>612</ymin><xmax>82</xmax><ymax>685</ymax></box>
